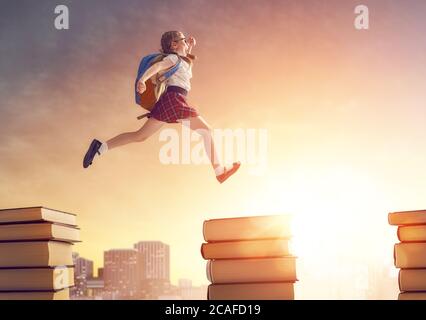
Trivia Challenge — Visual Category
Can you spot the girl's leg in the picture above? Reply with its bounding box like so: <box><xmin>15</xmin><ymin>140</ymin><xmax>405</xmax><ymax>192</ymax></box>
<box><xmin>83</xmin><ymin>118</ymin><xmax>165</xmax><ymax>168</ymax></box>
<box><xmin>181</xmin><ymin>116</ymin><xmax>221</xmax><ymax>170</ymax></box>
<box><xmin>106</xmin><ymin>117</ymin><xmax>165</xmax><ymax>150</ymax></box>
<box><xmin>182</xmin><ymin>116</ymin><xmax>241</xmax><ymax>183</ymax></box>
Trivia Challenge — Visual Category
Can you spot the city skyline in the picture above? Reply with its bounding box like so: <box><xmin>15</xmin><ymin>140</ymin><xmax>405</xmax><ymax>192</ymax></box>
<box><xmin>72</xmin><ymin>240</ymin><xmax>208</xmax><ymax>300</ymax></box>
<box><xmin>74</xmin><ymin>240</ymin><xmax>198</xmax><ymax>285</ymax></box>
<box><xmin>71</xmin><ymin>241</ymin><xmax>207</xmax><ymax>300</ymax></box>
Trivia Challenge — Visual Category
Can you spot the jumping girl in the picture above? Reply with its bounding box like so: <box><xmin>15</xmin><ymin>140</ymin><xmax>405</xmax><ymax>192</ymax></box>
<box><xmin>83</xmin><ymin>31</ymin><xmax>241</xmax><ymax>183</ymax></box>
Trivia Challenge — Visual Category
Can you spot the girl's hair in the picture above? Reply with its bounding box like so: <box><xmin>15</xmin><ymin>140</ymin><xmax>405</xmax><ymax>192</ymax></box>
<box><xmin>160</xmin><ymin>31</ymin><xmax>196</xmax><ymax>63</ymax></box>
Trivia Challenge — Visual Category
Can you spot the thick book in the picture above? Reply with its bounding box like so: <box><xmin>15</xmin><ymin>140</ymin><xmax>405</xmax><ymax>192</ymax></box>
<box><xmin>0</xmin><ymin>288</ymin><xmax>69</xmax><ymax>300</ymax></box>
<box><xmin>398</xmin><ymin>292</ymin><xmax>426</xmax><ymax>300</ymax></box>
<box><xmin>0</xmin><ymin>222</ymin><xmax>80</xmax><ymax>243</ymax></box>
<box><xmin>398</xmin><ymin>225</ymin><xmax>426</xmax><ymax>242</ymax></box>
<box><xmin>208</xmin><ymin>282</ymin><xmax>294</xmax><ymax>300</ymax></box>
<box><xmin>203</xmin><ymin>215</ymin><xmax>292</xmax><ymax>242</ymax></box>
<box><xmin>399</xmin><ymin>269</ymin><xmax>426</xmax><ymax>292</ymax></box>
<box><xmin>207</xmin><ymin>257</ymin><xmax>297</xmax><ymax>284</ymax></box>
<box><xmin>394</xmin><ymin>243</ymin><xmax>426</xmax><ymax>268</ymax></box>
<box><xmin>388</xmin><ymin>210</ymin><xmax>426</xmax><ymax>226</ymax></box>
<box><xmin>0</xmin><ymin>207</ymin><xmax>77</xmax><ymax>226</ymax></box>
<box><xmin>0</xmin><ymin>266</ymin><xmax>74</xmax><ymax>291</ymax></box>
<box><xmin>0</xmin><ymin>241</ymin><xmax>73</xmax><ymax>268</ymax></box>
<box><xmin>201</xmin><ymin>239</ymin><xmax>291</xmax><ymax>260</ymax></box>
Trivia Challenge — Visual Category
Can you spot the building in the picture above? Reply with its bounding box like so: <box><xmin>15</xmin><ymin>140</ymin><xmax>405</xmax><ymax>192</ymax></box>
<box><xmin>134</xmin><ymin>241</ymin><xmax>170</xmax><ymax>299</ymax></box>
<box><xmin>71</xmin><ymin>253</ymin><xmax>94</xmax><ymax>298</ymax></box>
<box><xmin>75</xmin><ymin>255</ymin><xmax>94</xmax><ymax>278</ymax></box>
<box><xmin>134</xmin><ymin>241</ymin><xmax>170</xmax><ymax>280</ymax></box>
<box><xmin>178</xmin><ymin>279</ymin><xmax>208</xmax><ymax>300</ymax></box>
<box><xmin>366</xmin><ymin>263</ymin><xmax>399</xmax><ymax>300</ymax></box>
<box><xmin>104</xmin><ymin>249</ymin><xmax>142</xmax><ymax>299</ymax></box>
<box><xmin>97</xmin><ymin>267</ymin><xmax>104</xmax><ymax>279</ymax></box>
<box><xmin>86</xmin><ymin>278</ymin><xmax>105</xmax><ymax>300</ymax></box>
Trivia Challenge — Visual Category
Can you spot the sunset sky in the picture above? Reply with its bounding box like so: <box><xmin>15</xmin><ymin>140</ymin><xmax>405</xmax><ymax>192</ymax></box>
<box><xmin>1</xmin><ymin>0</ymin><xmax>426</xmax><ymax>299</ymax></box>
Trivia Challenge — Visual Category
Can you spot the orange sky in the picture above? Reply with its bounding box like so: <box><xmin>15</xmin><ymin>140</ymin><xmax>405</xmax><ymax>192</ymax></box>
<box><xmin>1</xmin><ymin>0</ymin><xmax>426</xmax><ymax>298</ymax></box>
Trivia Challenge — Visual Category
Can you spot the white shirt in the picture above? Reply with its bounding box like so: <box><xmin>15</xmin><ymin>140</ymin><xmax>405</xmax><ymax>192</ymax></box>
<box><xmin>163</xmin><ymin>54</ymin><xmax>192</xmax><ymax>92</ymax></box>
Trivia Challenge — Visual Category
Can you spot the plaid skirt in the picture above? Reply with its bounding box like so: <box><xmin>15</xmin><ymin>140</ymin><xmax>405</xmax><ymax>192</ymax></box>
<box><xmin>149</xmin><ymin>90</ymin><xmax>199</xmax><ymax>124</ymax></box>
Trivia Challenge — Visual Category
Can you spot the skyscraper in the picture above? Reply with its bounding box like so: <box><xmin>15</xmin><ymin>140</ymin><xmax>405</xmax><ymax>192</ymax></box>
<box><xmin>134</xmin><ymin>241</ymin><xmax>171</xmax><ymax>299</ymax></box>
<box><xmin>71</xmin><ymin>252</ymin><xmax>94</xmax><ymax>298</ymax></box>
<box><xmin>103</xmin><ymin>249</ymin><xmax>142</xmax><ymax>299</ymax></box>
<box><xmin>178</xmin><ymin>279</ymin><xmax>208</xmax><ymax>300</ymax></box>
<box><xmin>134</xmin><ymin>241</ymin><xmax>170</xmax><ymax>281</ymax></box>
<box><xmin>75</xmin><ymin>254</ymin><xmax>94</xmax><ymax>279</ymax></box>
<box><xmin>97</xmin><ymin>267</ymin><xmax>104</xmax><ymax>280</ymax></box>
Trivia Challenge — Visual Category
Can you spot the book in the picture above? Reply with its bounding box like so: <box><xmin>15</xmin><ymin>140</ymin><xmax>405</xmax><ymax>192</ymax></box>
<box><xmin>0</xmin><ymin>207</ymin><xmax>76</xmax><ymax>226</ymax></box>
<box><xmin>399</xmin><ymin>269</ymin><xmax>426</xmax><ymax>292</ymax></box>
<box><xmin>0</xmin><ymin>288</ymin><xmax>69</xmax><ymax>300</ymax></box>
<box><xmin>203</xmin><ymin>215</ymin><xmax>292</xmax><ymax>242</ymax></box>
<box><xmin>388</xmin><ymin>210</ymin><xmax>426</xmax><ymax>226</ymax></box>
<box><xmin>398</xmin><ymin>292</ymin><xmax>426</xmax><ymax>300</ymax></box>
<box><xmin>0</xmin><ymin>222</ymin><xmax>80</xmax><ymax>242</ymax></box>
<box><xmin>398</xmin><ymin>225</ymin><xmax>426</xmax><ymax>242</ymax></box>
<box><xmin>201</xmin><ymin>239</ymin><xmax>291</xmax><ymax>260</ymax></box>
<box><xmin>208</xmin><ymin>282</ymin><xmax>294</xmax><ymax>300</ymax></box>
<box><xmin>394</xmin><ymin>243</ymin><xmax>426</xmax><ymax>268</ymax></box>
<box><xmin>0</xmin><ymin>266</ymin><xmax>74</xmax><ymax>291</ymax></box>
<box><xmin>0</xmin><ymin>241</ymin><xmax>73</xmax><ymax>267</ymax></box>
<box><xmin>207</xmin><ymin>257</ymin><xmax>297</xmax><ymax>284</ymax></box>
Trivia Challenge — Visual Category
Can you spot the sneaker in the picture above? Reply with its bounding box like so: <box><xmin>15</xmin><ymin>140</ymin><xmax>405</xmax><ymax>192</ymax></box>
<box><xmin>216</xmin><ymin>162</ymin><xmax>241</xmax><ymax>184</ymax></box>
<box><xmin>83</xmin><ymin>139</ymin><xmax>102</xmax><ymax>168</ymax></box>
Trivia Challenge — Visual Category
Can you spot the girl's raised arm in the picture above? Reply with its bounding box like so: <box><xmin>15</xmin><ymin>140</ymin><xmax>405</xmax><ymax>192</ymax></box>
<box><xmin>187</xmin><ymin>36</ymin><xmax>196</xmax><ymax>54</ymax></box>
<box><xmin>137</xmin><ymin>58</ymin><xmax>176</xmax><ymax>94</ymax></box>
<box><xmin>139</xmin><ymin>59</ymin><xmax>175</xmax><ymax>84</ymax></box>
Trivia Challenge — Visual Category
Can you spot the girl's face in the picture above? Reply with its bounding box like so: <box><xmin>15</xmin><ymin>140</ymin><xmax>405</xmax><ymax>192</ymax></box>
<box><xmin>171</xmin><ymin>32</ymin><xmax>189</xmax><ymax>56</ymax></box>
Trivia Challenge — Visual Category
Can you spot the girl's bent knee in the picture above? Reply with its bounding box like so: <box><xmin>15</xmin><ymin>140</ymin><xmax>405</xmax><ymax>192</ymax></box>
<box><xmin>195</xmin><ymin>127</ymin><xmax>212</xmax><ymax>137</ymax></box>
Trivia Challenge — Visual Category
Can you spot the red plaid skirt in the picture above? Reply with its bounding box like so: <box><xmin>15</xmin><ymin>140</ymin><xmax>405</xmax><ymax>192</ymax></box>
<box><xmin>149</xmin><ymin>91</ymin><xmax>199</xmax><ymax>124</ymax></box>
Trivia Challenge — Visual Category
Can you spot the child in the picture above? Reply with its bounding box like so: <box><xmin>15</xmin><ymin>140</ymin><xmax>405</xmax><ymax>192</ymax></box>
<box><xmin>83</xmin><ymin>31</ymin><xmax>240</xmax><ymax>184</ymax></box>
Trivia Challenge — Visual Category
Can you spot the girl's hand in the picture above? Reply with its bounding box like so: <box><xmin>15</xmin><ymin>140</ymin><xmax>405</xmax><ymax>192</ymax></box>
<box><xmin>137</xmin><ymin>80</ymin><xmax>146</xmax><ymax>94</ymax></box>
<box><xmin>187</xmin><ymin>36</ymin><xmax>196</xmax><ymax>48</ymax></box>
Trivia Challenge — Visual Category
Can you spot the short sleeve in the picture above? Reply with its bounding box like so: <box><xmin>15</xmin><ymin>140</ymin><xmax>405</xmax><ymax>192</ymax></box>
<box><xmin>163</xmin><ymin>54</ymin><xmax>179</xmax><ymax>65</ymax></box>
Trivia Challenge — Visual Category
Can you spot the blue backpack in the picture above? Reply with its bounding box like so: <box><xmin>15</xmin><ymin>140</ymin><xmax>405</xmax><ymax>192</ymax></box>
<box><xmin>135</xmin><ymin>53</ymin><xmax>181</xmax><ymax>116</ymax></box>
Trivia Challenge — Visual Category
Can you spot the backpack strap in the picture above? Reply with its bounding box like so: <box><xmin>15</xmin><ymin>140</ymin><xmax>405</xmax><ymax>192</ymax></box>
<box><xmin>136</xmin><ymin>54</ymin><xmax>182</xmax><ymax>120</ymax></box>
<box><xmin>158</xmin><ymin>54</ymin><xmax>182</xmax><ymax>82</ymax></box>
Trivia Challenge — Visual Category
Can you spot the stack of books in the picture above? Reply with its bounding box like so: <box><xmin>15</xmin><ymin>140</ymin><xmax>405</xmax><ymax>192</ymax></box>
<box><xmin>201</xmin><ymin>215</ymin><xmax>296</xmax><ymax>300</ymax></box>
<box><xmin>389</xmin><ymin>209</ymin><xmax>426</xmax><ymax>300</ymax></box>
<box><xmin>0</xmin><ymin>207</ymin><xmax>80</xmax><ymax>300</ymax></box>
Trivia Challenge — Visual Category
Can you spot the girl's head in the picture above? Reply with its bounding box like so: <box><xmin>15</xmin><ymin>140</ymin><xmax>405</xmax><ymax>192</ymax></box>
<box><xmin>160</xmin><ymin>31</ymin><xmax>188</xmax><ymax>55</ymax></box>
<box><xmin>160</xmin><ymin>31</ymin><xmax>195</xmax><ymax>61</ymax></box>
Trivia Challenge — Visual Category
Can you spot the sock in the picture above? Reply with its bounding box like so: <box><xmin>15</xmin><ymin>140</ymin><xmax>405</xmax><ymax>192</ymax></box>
<box><xmin>214</xmin><ymin>165</ymin><xmax>225</xmax><ymax>176</ymax></box>
<box><xmin>98</xmin><ymin>142</ymin><xmax>109</xmax><ymax>155</ymax></box>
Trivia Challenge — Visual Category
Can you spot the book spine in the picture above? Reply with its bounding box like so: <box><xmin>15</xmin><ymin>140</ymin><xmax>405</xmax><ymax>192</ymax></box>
<box><xmin>393</xmin><ymin>244</ymin><xmax>397</xmax><ymax>267</ymax></box>
<box><xmin>202</xmin><ymin>221</ymin><xmax>208</xmax><ymax>242</ymax></box>
<box><xmin>0</xmin><ymin>239</ymin><xmax>78</xmax><ymax>244</ymax></box>
<box><xmin>398</xmin><ymin>270</ymin><xmax>402</xmax><ymax>291</ymax></box>
<box><xmin>200</xmin><ymin>243</ymin><xmax>206</xmax><ymax>260</ymax></box>
<box><xmin>388</xmin><ymin>213</ymin><xmax>393</xmax><ymax>226</ymax></box>
<box><xmin>0</xmin><ymin>265</ymin><xmax>75</xmax><ymax>270</ymax></box>
<box><xmin>206</xmin><ymin>260</ymin><xmax>212</xmax><ymax>283</ymax></box>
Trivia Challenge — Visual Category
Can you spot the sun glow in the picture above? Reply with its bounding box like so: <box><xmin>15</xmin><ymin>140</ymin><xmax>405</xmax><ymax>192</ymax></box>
<box><xmin>278</xmin><ymin>165</ymin><xmax>394</xmax><ymax>297</ymax></box>
<box><xmin>240</xmin><ymin>164</ymin><xmax>392</xmax><ymax>297</ymax></box>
